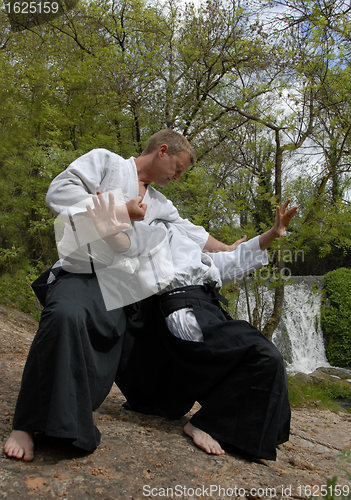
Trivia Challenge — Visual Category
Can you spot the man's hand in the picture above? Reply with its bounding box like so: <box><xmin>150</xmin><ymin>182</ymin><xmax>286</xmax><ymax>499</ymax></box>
<box><xmin>204</xmin><ymin>234</ymin><xmax>247</xmax><ymax>252</ymax></box>
<box><xmin>126</xmin><ymin>196</ymin><xmax>147</xmax><ymax>222</ymax></box>
<box><xmin>228</xmin><ymin>235</ymin><xmax>247</xmax><ymax>251</ymax></box>
<box><xmin>259</xmin><ymin>198</ymin><xmax>298</xmax><ymax>251</ymax></box>
<box><xmin>273</xmin><ymin>198</ymin><xmax>298</xmax><ymax>237</ymax></box>
<box><xmin>87</xmin><ymin>192</ymin><xmax>130</xmax><ymax>240</ymax></box>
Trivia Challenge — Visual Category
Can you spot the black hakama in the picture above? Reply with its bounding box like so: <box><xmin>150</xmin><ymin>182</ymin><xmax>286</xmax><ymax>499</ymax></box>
<box><xmin>12</xmin><ymin>269</ymin><xmax>126</xmax><ymax>452</ymax></box>
<box><xmin>117</xmin><ymin>285</ymin><xmax>291</xmax><ymax>461</ymax></box>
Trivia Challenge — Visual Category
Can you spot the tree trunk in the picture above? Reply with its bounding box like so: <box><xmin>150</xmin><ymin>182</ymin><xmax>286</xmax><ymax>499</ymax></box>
<box><xmin>262</xmin><ymin>262</ymin><xmax>285</xmax><ymax>341</ymax></box>
<box><xmin>263</xmin><ymin>131</ymin><xmax>284</xmax><ymax>339</ymax></box>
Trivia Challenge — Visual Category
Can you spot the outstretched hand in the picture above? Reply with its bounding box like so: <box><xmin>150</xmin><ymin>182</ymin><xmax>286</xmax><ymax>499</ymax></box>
<box><xmin>273</xmin><ymin>198</ymin><xmax>298</xmax><ymax>237</ymax></box>
<box><xmin>228</xmin><ymin>235</ymin><xmax>247</xmax><ymax>251</ymax></box>
<box><xmin>258</xmin><ymin>198</ymin><xmax>298</xmax><ymax>251</ymax></box>
<box><xmin>86</xmin><ymin>192</ymin><xmax>130</xmax><ymax>240</ymax></box>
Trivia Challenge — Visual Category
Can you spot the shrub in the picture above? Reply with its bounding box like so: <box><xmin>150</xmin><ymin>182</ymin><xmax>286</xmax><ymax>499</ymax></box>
<box><xmin>0</xmin><ymin>264</ymin><xmax>44</xmax><ymax>321</ymax></box>
<box><xmin>321</xmin><ymin>268</ymin><xmax>351</xmax><ymax>368</ymax></box>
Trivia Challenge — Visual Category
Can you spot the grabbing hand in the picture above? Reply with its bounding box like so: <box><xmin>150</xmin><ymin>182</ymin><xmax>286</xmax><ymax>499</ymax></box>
<box><xmin>126</xmin><ymin>196</ymin><xmax>147</xmax><ymax>222</ymax></box>
<box><xmin>273</xmin><ymin>198</ymin><xmax>298</xmax><ymax>237</ymax></box>
<box><xmin>228</xmin><ymin>235</ymin><xmax>247</xmax><ymax>251</ymax></box>
<box><xmin>86</xmin><ymin>192</ymin><xmax>130</xmax><ymax>239</ymax></box>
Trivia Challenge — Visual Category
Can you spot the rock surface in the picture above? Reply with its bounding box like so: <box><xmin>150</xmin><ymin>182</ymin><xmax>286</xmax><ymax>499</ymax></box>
<box><xmin>294</xmin><ymin>367</ymin><xmax>351</xmax><ymax>391</ymax></box>
<box><xmin>1</xmin><ymin>306</ymin><xmax>351</xmax><ymax>500</ymax></box>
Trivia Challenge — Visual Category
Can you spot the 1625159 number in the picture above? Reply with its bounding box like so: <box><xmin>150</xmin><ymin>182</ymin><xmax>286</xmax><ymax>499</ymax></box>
<box><xmin>3</xmin><ymin>2</ymin><xmax>59</xmax><ymax>14</ymax></box>
<box><xmin>298</xmin><ymin>484</ymin><xmax>350</xmax><ymax>497</ymax></box>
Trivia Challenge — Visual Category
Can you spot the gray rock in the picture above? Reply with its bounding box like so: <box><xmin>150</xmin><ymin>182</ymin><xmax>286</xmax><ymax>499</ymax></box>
<box><xmin>315</xmin><ymin>366</ymin><xmax>351</xmax><ymax>380</ymax></box>
<box><xmin>306</xmin><ymin>368</ymin><xmax>351</xmax><ymax>390</ymax></box>
<box><xmin>293</xmin><ymin>369</ymin><xmax>351</xmax><ymax>391</ymax></box>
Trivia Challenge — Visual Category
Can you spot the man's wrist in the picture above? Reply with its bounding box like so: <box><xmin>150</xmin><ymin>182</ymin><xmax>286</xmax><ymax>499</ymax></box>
<box><xmin>270</xmin><ymin>226</ymin><xmax>280</xmax><ymax>239</ymax></box>
<box><xmin>103</xmin><ymin>231</ymin><xmax>131</xmax><ymax>252</ymax></box>
<box><xmin>259</xmin><ymin>227</ymin><xmax>279</xmax><ymax>251</ymax></box>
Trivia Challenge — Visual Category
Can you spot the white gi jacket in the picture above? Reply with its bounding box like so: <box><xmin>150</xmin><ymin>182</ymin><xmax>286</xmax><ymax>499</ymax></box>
<box><xmin>47</xmin><ymin>149</ymin><xmax>209</xmax><ymax>259</ymax></box>
<box><xmin>46</xmin><ymin>148</ymin><xmax>209</xmax><ymax>308</ymax></box>
<box><xmin>47</xmin><ymin>148</ymin><xmax>268</xmax><ymax>336</ymax></box>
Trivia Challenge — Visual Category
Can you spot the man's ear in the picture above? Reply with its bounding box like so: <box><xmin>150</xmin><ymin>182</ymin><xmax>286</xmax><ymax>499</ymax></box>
<box><xmin>158</xmin><ymin>144</ymin><xmax>168</xmax><ymax>157</ymax></box>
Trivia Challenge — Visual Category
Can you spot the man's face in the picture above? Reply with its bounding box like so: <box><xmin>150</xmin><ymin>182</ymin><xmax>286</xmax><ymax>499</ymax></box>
<box><xmin>153</xmin><ymin>146</ymin><xmax>191</xmax><ymax>187</ymax></box>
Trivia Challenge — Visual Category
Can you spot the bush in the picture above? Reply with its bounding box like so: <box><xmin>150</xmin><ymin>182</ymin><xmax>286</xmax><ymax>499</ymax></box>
<box><xmin>321</xmin><ymin>268</ymin><xmax>351</xmax><ymax>368</ymax></box>
<box><xmin>0</xmin><ymin>264</ymin><xmax>44</xmax><ymax>321</ymax></box>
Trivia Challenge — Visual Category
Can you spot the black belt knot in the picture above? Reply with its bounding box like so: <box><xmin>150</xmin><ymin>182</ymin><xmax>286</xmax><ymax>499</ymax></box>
<box><xmin>159</xmin><ymin>281</ymin><xmax>228</xmax><ymax>318</ymax></box>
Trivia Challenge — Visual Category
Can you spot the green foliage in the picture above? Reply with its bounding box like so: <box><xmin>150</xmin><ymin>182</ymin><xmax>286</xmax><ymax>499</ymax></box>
<box><xmin>160</xmin><ymin>164</ymin><xmax>245</xmax><ymax>241</ymax></box>
<box><xmin>318</xmin><ymin>476</ymin><xmax>351</xmax><ymax>500</ymax></box>
<box><xmin>338</xmin><ymin>450</ymin><xmax>351</xmax><ymax>483</ymax></box>
<box><xmin>0</xmin><ymin>263</ymin><xmax>44</xmax><ymax>321</ymax></box>
<box><xmin>287</xmin><ymin>375</ymin><xmax>351</xmax><ymax>412</ymax></box>
<box><xmin>0</xmin><ymin>0</ymin><xmax>351</xmax><ymax>317</ymax></box>
<box><xmin>221</xmin><ymin>282</ymin><xmax>242</xmax><ymax>320</ymax></box>
<box><xmin>283</xmin><ymin>175</ymin><xmax>351</xmax><ymax>275</ymax></box>
<box><xmin>321</xmin><ymin>269</ymin><xmax>351</xmax><ymax>367</ymax></box>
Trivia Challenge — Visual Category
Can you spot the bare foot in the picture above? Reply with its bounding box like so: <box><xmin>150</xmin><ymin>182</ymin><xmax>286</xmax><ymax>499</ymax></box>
<box><xmin>4</xmin><ymin>430</ymin><xmax>34</xmax><ymax>461</ymax></box>
<box><xmin>184</xmin><ymin>422</ymin><xmax>225</xmax><ymax>455</ymax></box>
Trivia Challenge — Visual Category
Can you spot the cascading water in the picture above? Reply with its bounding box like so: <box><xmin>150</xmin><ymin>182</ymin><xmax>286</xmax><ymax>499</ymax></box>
<box><xmin>237</xmin><ymin>277</ymin><xmax>329</xmax><ymax>374</ymax></box>
<box><xmin>272</xmin><ymin>279</ymin><xmax>330</xmax><ymax>374</ymax></box>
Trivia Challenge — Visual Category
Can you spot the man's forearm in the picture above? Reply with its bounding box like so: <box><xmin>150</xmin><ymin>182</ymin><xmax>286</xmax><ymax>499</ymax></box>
<box><xmin>103</xmin><ymin>232</ymin><xmax>131</xmax><ymax>252</ymax></box>
<box><xmin>258</xmin><ymin>227</ymin><xmax>280</xmax><ymax>251</ymax></box>
<box><xmin>205</xmin><ymin>227</ymin><xmax>282</xmax><ymax>254</ymax></box>
<box><xmin>203</xmin><ymin>235</ymin><xmax>231</xmax><ymax>252</ymax></box>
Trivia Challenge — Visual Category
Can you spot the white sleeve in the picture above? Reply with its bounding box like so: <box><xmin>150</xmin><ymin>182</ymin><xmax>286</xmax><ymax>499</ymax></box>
<box><xmin>46</xmin><ymin>149</ymin><xmax>119</xmax><ymax>216</ymax></box>
<box><xmin>144</xmin><ymin>186</ymin><xmax>209</xmax><ymax>249</ymax></box>
<box><xmin>172</xmin><ymin>217</ymin><xmax>209</xmax><ymax>250</ymax></box>
<box><xmin>208</xmin><ymin>235</ymin><xmax>268</xmax><ymax>283</ymax></box>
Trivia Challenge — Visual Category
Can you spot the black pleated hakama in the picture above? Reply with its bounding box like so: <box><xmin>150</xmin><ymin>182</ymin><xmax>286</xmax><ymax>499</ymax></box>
<box><xmin>12</xmin><ymin>269</ymin><xmax>126</xmax><ymax>452</ymax></box>
<box><xmin>117</xmin><ymin>285</ymin><xmax>291</xmax><ymax>461</ymax></box>
<box><xmin>13</xmin><ymin>269</ymin><xmax>290</xmax><ymax>460</ymax></box>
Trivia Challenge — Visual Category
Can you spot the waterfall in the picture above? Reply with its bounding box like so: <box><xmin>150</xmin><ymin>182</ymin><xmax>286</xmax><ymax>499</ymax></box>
<box><xmin>236</xmin><ymin>277</ymin><xmax>329</xmax><ymax>374</ymax></box>
<box><xmin>273</xmin><ymin>279</ymin><xmax>330</xmax><ymax>374</ymax></box>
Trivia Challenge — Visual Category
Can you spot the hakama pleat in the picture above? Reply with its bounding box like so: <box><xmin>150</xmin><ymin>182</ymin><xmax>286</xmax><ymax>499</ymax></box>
<box><xmin>118</xmin><ymin>295</ymin><xmax>290</xmax><ymax>460</ymax></box>
<box><xmin>13</xmin><ymin>270</ymin><xmax>126</xmax><ymax>452</ymax></box>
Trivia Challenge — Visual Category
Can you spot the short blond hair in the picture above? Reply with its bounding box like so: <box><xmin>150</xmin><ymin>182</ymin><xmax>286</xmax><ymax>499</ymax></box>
<box><xmin>142</xmin><ymin>129</ymin><xmax>196</xmax><ymax>165</ymax></box>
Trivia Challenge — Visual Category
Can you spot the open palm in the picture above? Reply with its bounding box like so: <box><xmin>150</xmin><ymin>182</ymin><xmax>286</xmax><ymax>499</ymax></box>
<box><xmin>274</xmin><ymin>198</ymin><xmax>298</xmax><ymax>237</ymax></box>
<box><xmin>86</xmin><ymin>192</ymin><xmax>130</xmax><ymax>239</ymax></box>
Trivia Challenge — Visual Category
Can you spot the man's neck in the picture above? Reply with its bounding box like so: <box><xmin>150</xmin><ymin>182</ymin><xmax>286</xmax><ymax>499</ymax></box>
<box><xmin>138</xmin><ymin>181</ymin><xmax>148</xmax><ymax>198</ymax></box>
<box><xmin>134</xmin><ymin>153</ymin><xmax>154</xmax><ymax>185</ymax></box>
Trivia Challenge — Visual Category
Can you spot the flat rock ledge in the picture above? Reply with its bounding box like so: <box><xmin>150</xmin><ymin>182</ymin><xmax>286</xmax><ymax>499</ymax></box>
<box><xmin>1</xmin><ymin>308</ymin><xmax>351</xmax><ymax>499</ymax></box>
